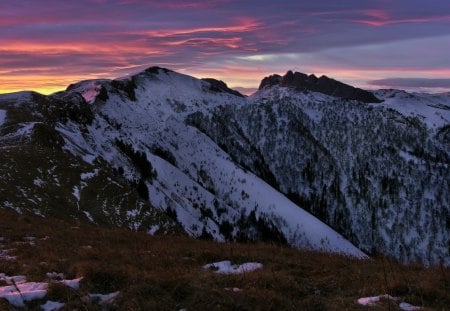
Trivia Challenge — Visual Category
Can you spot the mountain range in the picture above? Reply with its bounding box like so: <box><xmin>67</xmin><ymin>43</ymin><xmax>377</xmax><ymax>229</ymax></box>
<box><xmin>0</xmin><ymin>67</ymin><xmax>449</xmax><ymax>265</ymax></box>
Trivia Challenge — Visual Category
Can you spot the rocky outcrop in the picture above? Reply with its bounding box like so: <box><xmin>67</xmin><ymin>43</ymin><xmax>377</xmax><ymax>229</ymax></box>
<box><xmin>202</xmin><ymin>78</ymin><xmax>245</xmax><ymax>98</ymax></box>
<box><xmin>259</xmin><ymin>70</ymin><xmax>381</xmax><ymax>103</ymax></box>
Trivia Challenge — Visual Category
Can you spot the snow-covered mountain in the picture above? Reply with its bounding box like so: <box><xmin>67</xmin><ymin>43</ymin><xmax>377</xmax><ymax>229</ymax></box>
<box><xmin>1</xmin><ymin>67</ymin><xmax>449</xmax><ymax>264</ymax></box>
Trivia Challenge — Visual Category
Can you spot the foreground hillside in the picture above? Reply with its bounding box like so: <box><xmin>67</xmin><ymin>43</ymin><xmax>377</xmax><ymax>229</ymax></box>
<box><xmin>0</xmin><ymin>209</ymin><xmax>448</xmax><ymax>310</ymax></box>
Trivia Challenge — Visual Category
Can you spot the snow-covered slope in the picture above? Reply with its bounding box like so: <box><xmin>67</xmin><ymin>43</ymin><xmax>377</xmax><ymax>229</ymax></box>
<box><xmin>373</xmin><ymin>89</ymin><xmax>450</xmax><ymax>129</ymax></box>
<box><xmin>55</xmin><ymin>68</ymin><xmax>366</xmax><ymax>257</ymax></box>
<box><xmin>190</xmin><ymin>85</ymin><xmax>449</xmax><ymax>265</ymax></box>
<box><xmin>1</xmin><ymin>67</ymin><xmax>449</xmax><ymax>264</ymax></box>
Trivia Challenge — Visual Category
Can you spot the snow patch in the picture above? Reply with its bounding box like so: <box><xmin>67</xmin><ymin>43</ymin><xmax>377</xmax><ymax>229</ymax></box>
<box><xmin>357</xmin><ymin>294</ymin><xmax>398</xmax><ymax>306</ymax></box>
<box><xmin>0</xmin><ymin>109</ymin><xmax>6</xmax><ymax>126</ymax></box>
<box><xmin>399</xmin><ymin>302</ymin><xmax>422</xmax><ymax>311</ymax></box>
<box><xmin>84</xmin><ymin>291</ymin><xmax>120</xmax><ymax>305</ymax></box>
<box><xmin>80</xmin><ymin>82</ymin><xmax>102</xmax><ymax>103</ymax></box>
<box><xmin>357</xmin><ymin>295</ymin><xmax>422</xmax><ymax>310</ymax></box>
<box><xmin>0</xmin><ymin>122</ymin><xmax>38</xmax><ymax>142</ymax></box>
<box><xmin>373</xmin><ymin>90</ymin><xmax>450</xmax><ymax>129</ymax></box>
<box><xmin>0</xmin><ymin>281</ymin><xmax>48</xmax><ymax>307</ymax></box>
<box><xmin>80</xmin><ymin>169</ymin><xmax>99</xmax><ymax>180</ymax></box>
<box><xmin>60</xmin><ymin>277</ymin><xmax>83</xmax><ymax>290</ymax></box>
<box><xmin>148</xmin><ymin>225</ymin><xmax>159</xmax><ymax>235</ymax></box>
<box><xmin>83</xmin><ymin>211</ymin><xmax>95</xmax><ymax>222</ymax></box>
<box><xmin>72</xmin><ymin>186</ymin><xmax>80</xmax><ymax>201</ymax></box>
<box><xmin>33</xmin><ymin>178</ymin><xmax>45</xmax><ymax>187</ymax></box>
<box><xmin>203</xmin><ymin>260</ymin><xmax>263</xmax><ymax>274</ymax></box>
<box><xmin>0</xmin><ymin>249</ymin><xmax>16</xmax><ymax>261</ymax></box>
<box><xmin>0</xmin><ymin>274</ymin><xmax>26</xmax><ymax>285</ymax></box>
<box><xmin>46</xmin><ymin>272</ymin><xmax>65</xmax><ymax>281</ymax></box>
<box><xmin>41</xmin><ymin>300</ymin><xmax>65</xmax><ymax>311</ymax></box>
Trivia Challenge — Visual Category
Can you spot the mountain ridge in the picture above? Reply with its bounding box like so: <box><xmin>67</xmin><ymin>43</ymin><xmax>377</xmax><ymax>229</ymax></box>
<box><xmin>259</xmin><ymin>70</ymin><xmax>382</xmax><ymax>103</ymax></box>
<box><xmin>1</xmin><ymin>66</ymin><xmax>449</xmax><ymax>265</ymax></box>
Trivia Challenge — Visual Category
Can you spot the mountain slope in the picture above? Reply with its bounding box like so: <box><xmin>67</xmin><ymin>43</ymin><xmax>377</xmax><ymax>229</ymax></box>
<box><xmin>189</xmin><ymin>85</ymin><xmax>450</xmax><ymax>264</ymax></box>
<box><xmin>0</xmin><ymin>90</ymin><xmax>178</xmax><ymax>233</ymax></box>
<box><xmin>0</xmin><ymin>68</ymin><xmax>365</xmax><ymax>258</ymax></box>
<box><xmin>1</xmin><ymin>67</ymin><xmax>449</xmax><ymax>265</ymax></box>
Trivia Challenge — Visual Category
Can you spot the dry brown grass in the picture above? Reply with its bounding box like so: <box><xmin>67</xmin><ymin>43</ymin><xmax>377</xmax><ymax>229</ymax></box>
<box><xmin>0</xmin><ymin>208</ymin><xmax>448</xmax><ymax>310</ymax></box>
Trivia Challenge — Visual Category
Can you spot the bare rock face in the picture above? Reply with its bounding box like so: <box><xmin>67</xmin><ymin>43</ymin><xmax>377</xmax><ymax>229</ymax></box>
<box><xmin>259</xmin><ymin>70</ymin><xmax>381</xmax><ymax>103</ymax></box>
<box><xmin>258</xmin><ymin>74</ymin><xmax>282</xmax><ymax>90</ymax></box>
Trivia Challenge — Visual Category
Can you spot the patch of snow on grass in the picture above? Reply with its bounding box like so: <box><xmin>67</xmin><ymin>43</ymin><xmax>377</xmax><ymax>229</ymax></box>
<box><xmin>148</xmin><ymin>225</ymin><xmax>159</xmax><ymax>235</ymax></box>
<box><xmin>0</xmin><ymin>281</ymin><xmax>48</xmax><ymax>307</ymax></box>
<box><xmin>40</xmin><ymin>300</ymin><xmax>65</xmax><ymax>311</ymax></box>
<box><xmin>357</xmin><ymin>295</ymin><xmax>421</xmax><ymax>310</ymax></box>
<box><xmin>0</xmin><ymin>237</ymin><xmax>16</xmax><ymax>262</ymax></box>
<box><xmin>0</xmin><ymin>248</ymin><xmax>16</xmax><ymax>261</ymax></box>
<box><xmin>399</xmin><ymin>302</ymin><xmax>422</xmax><ymax>311</ymax></box>
<box><xmin>0</xmin><ymin>274</ymin><xmax>26</xmax><ymax>285</ymax></box>
<box><xmin>46</xmin><ymin>272</ymin><xmax>65</xmax><ymax>281</ymax></box>
<box><xmin>203</xmin><ymin>260</ymin><xmax>263</xmax><ymax>274</ymax></box>
<box><xmin>84</xmin><ymin>291</ymin><xmax>120</xmax><ymax>305</ymax></box>
<box><xmin>357</xmin><ymin>294</ymin><xmax>397</xmax><ymax>306</ymax></box>
<box><xmin>60</xmin><ymin>277</ymin><xmax>83</xmax><ymax>290</ymax></box>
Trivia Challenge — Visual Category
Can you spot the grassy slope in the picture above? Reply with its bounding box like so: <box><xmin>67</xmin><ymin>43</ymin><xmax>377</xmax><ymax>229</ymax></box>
<box><xmin>0</xmin><ymin>209</ymin><xmax>448</xmax><ymax>310</ymax></box>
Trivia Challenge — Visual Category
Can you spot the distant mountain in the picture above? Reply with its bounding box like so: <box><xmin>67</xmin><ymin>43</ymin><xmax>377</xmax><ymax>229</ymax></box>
<box><xmin>1</xmin><ymin>67</ymin><xmax>449</xmax><ymax>265</ymax></box>
<box><xmin>259</xmin><ymin>70</ymin><xmax>381</xmax><ymax>103</ymax></box>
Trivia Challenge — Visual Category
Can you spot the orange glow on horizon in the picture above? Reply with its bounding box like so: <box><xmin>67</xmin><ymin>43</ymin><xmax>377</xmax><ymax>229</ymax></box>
<box><xmin>2</xmin><ymin>64</ymin><xmax>450</xmax><ymax>96</ymax></box>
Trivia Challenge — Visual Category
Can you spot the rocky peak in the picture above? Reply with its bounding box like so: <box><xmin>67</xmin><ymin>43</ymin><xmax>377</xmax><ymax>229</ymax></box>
<box><xmin>259</xmin><ymin>71</ymin><xmax>381</xmax><ymax>103</ymax></box>
<box><xmin>258</xmin><ymin>74</ymin><xmax>282</xmax><ymax>90</ymax></box>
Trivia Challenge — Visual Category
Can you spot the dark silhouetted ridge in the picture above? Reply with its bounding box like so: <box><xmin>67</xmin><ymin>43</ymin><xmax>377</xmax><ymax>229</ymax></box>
<box><xmin>259</xmin><ymin>70</ymin><xmax>381</xmax><ymax>103</ymax></box>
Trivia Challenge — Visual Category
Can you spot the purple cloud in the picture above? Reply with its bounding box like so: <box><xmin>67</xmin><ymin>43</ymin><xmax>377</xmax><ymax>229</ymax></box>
<box><xmin>369</xmin><ymin>78</ymin><xmax>450</xmax><ymax>88</ymax></box>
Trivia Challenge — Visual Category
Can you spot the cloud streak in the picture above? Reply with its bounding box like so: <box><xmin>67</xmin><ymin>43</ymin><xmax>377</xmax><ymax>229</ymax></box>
<box><xmin>369</xmin><ymin>78</ymin><xmax>450</xmax><ymax>88</ymax></box>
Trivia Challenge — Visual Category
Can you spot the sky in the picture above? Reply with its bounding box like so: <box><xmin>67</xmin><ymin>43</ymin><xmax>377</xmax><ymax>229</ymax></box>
<box><xmin>1</xmin><ymin>0</ymin><xmax>450</xmax><ymax>95</ymax></box>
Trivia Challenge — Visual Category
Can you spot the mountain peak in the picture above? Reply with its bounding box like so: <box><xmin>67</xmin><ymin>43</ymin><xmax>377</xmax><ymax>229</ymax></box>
<box><xmin>259</xmin><ymin>70</ymin><xmax>381</xmax><ymax>103</ymax></box>
<box><xmin>144</xmin><ymin>66</ymin><xmax>173</xmax><ymax>75</ymax></box>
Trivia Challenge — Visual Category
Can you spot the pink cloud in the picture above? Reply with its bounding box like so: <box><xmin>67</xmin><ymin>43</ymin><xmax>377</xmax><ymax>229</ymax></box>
<box><xmin>116</xmin><ymin>0</ymin><xmax>230</xmax><ymax>9</ymax></box>
<box><xmin>130</xmin><ymin>17</ymin><xmax>261</xmax><ymax>37</ymax></box>
<box><xmin>357</xmin><ymin>10</ymin><xmax>450</xmax><ymax>27</ymax></box>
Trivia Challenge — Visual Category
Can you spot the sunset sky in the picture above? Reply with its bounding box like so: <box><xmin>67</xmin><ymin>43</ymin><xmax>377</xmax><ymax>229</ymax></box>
<box><xmin>1</xmin><ymin>0</ymin><xmax>450</xmax><ymax>95</ymax></box>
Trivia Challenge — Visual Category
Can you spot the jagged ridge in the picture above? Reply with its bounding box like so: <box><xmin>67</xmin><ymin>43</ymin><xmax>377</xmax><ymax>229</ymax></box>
<box><xmin>259</xmin><ymin>70</ymin><xmax>381</xmax><ymax>103</ymax></box>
